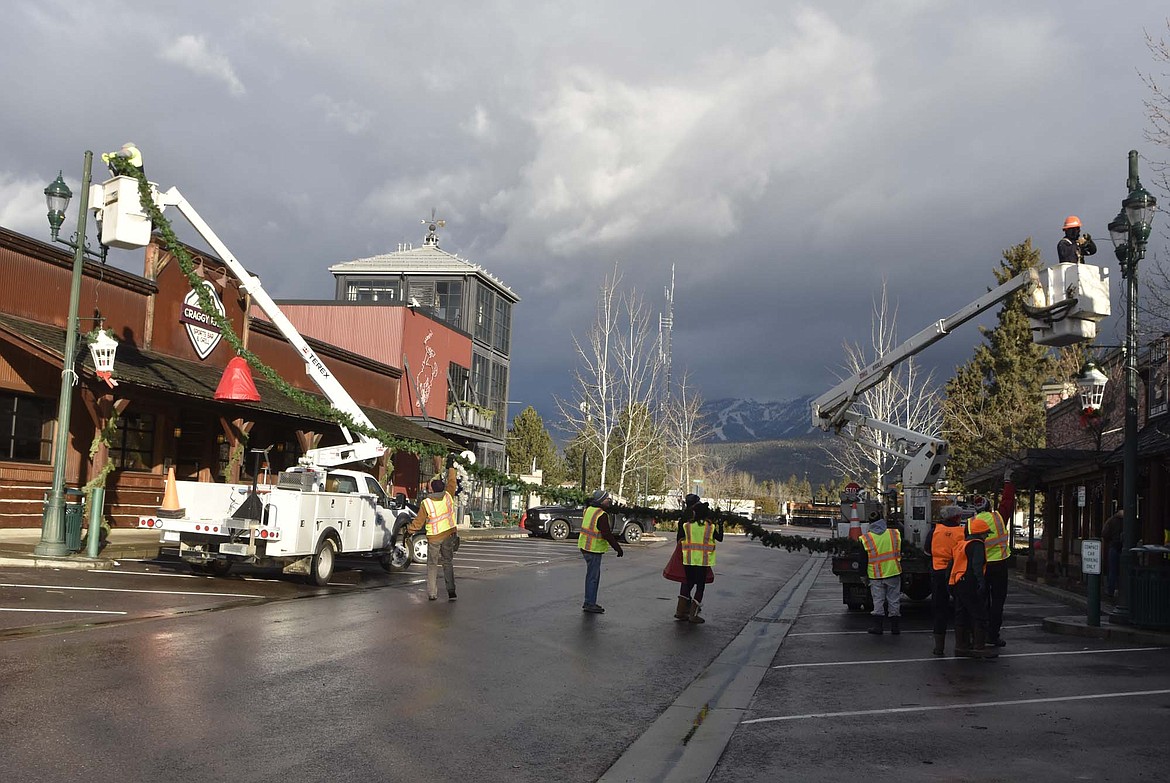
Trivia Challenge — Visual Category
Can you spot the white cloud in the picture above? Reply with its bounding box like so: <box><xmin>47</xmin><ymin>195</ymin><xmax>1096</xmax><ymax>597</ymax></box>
<box><xmin>0</xmin><ymin>172</ymin><xmax>53</xmax><ymax>238</ymax></box>
<box><xmin>158</xmin><ymin>34</ymin><xmax>246</xmax><ymax>97</ymax></box>
<box><xmin>310</xmin><ymin>94</ymin><xmax>373</xmax><ymax>135</ymax></box>
<box><xmin>462</xmin><ymin>105</ymin><xmax>493</xmax><ymax>142</ymax></box>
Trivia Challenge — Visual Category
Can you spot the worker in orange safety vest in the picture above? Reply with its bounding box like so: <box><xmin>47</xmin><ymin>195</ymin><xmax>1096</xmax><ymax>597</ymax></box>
<box><xmin>925</xmin><ymin>504</ymin><xmax>968</xmax><ymax>655</ymax></box>
<box><xmin>859</xmin><ymin>512</ymin><xmax>903</xmax><ymax>635</ymax></box>
<box><xmin>950</xmin><ymin>517</ymin><xmax>997</xmax><ymax>659</ymax></box>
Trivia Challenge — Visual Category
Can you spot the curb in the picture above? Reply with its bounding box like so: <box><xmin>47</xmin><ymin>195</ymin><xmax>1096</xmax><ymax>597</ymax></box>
<box><xmin>0</xmin><ymin>555</ymin><xmax>116</xmax><ymax>570</ymax></box>
<box><xmin>1042</xmin><ymin>615</ymin><xmax>1170</xmax><ymax>647</ymax></box>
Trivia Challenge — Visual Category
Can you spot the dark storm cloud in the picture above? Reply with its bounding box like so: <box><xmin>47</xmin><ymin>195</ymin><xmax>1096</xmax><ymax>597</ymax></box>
<box><xmin>1</xmin><ymin>0</ymin><xmax>1164</xmax><ymax>424</ymax></box>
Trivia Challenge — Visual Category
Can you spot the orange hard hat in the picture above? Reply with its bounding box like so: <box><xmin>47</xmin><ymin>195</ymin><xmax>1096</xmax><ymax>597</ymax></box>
<box><xmin>1063</xmin><ymin>215</ymin><xmax>1082</xmax><ymax>230</ymax></box>
<box><xmin>967</xmin><ymin>518</ymin><xmax>991</xmax><ymax>536</ymax></box>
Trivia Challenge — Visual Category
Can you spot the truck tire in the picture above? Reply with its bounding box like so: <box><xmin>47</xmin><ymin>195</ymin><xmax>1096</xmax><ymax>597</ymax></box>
<box><xmin>548</xmin><ymin>519</ymin><xmax>571</xmax><ymax>541</ymax></box>
<box><xmin>620</xmin><ymin>521</ymin><xmax>643</xmax><ymax>544</ymax></box>
<box><xmin>904</xmin><ymin>573</ymin><xmax>932</xmax><ymax>601</ymax></box>
<box><xmin>309</xmin><ymin>537</ymin><xmax>337</xmax><ymax>586</ymax></box>
<box><xmin>380</xmin><ymin>540</ymin><xmax>411</xmax><ymax>573</ymax></box>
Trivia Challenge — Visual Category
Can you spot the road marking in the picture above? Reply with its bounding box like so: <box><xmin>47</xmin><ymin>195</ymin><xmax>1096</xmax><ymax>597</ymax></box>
<box><xmin>742</xmin><ymin>688</ymin><xmax>1170</xmax><ymax>724</ymax></box>
<box><xmin>788</xmin><ymin>623</ymin><xmax>1041</xmax><ymax>637</ymax></box>
<box><xmin>771</xmin><ymin>646</ymin><xmax>1166</xmax><ymax>669</ymax></box>
<box><xmin>90</xmin><ymin>570</ymin><xmax>202</xmax><ymax>579</ymax></box>
<box><xmin>0</xmin><ymin>607</ymin><xmax>127</xmax><ymax>615</ymax></box>
<box><xmin>0</xmin><ymin>582</ymin><xmax>257</xmax><ymax>598</ymax></box>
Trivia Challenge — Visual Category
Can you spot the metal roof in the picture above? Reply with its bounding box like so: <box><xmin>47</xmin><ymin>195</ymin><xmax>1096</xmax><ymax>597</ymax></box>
<box><xmin>328</xmin><ymin>243</ymin><xmax>519</xmax><ymax>301</ymax></box>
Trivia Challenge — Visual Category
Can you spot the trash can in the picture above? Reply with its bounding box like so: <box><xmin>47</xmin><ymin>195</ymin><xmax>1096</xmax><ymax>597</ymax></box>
<box><xmin>1130</xmin><ymin>550</ymin><xmax>1170</xmax><ymax>630</ymax></box>
<box><xmin>63</xmin><ymin>488</ymin><xmax>85</xmax><ymax>553</ymax></box>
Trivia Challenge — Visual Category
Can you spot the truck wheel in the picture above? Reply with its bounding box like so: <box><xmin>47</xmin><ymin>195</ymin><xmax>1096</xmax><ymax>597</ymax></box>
<box><xmin>411</xmin><ymin>533</ymin><xmax>429</xmax><ymax>565</ymax></box>
<box><xmin>381</xmin><ymin>541</ymin><xmax>412</xmax><ymax>573</ymax></box>
<box><xmin>206</xmin><ymin>560</ymin><xmax>232</xmax><ymax>577</ymax></box>
<box><xmin>904</xmin><ymin>574</ymin><xmax>931</xmax><ymax>601</ymax></box>
<box><xmin>309</xmin><ymin>537</ymin><xmax>337</xmax><ymax>586</ymax></box>
<box><xmin>621</xmin><ymin>521</ymin><xmax>643</xmax><ymax>544</ymax></box>
<box><xmin>549</xmin><ymin>519</ymin><xmax>571</xmax><ymax>541</ymax></box>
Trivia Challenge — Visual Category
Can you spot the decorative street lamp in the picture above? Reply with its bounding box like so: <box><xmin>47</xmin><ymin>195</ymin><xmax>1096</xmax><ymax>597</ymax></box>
<box><xmin>1106</xmin><ymin>150</ymin><xmax>1157</xmax><ymax>623</ymax></box>
<box><xmin>1075</xmin><ymin>360</ymin><xmax>1109</xmax><ymax>414</ymax></box>
<box><xmin>35</xmin><ymin>152</ymin><xmax>99</xmax><ymax>556</ymax></box>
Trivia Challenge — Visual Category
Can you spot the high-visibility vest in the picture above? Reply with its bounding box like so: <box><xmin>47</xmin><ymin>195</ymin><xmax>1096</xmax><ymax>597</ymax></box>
<box><xmin>578</xmin><ymin>506</ymin><xmax>610</xmax><ymax>553</ymax></box>
<box><xmin>860</xmin><ymin>528</ymin><xmax>902</xmax><ymax>579</ymax></box>
<box><xmin>949</xmin><ymin>538</ymin><xmax>985</xmax><ymax>586</ymax></box>
<box><xmin>681</xmin><ymin>521</ymin><xmax>717</xmax><ymax>567</ymax></box>
<box><xmin>421</xmin><ymin>493</ymin><xmax>455</xmax><ymax>537</ymax></box>
<box><xmin>930</xmin><ymin>523</ymin><xmax>966</xmax><ymax>570</ymax></box>
<box><xmin>976</xmin><ymin>511</ymin><xmax>1010</xmax><ymax>562</ymax></box>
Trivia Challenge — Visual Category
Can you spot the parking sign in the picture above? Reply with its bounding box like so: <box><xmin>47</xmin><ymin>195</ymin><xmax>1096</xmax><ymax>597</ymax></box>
<box><xmin>1081</xmin><ymin>539</ymin><xmax>1102</xmax><ymax>575</ymax></box>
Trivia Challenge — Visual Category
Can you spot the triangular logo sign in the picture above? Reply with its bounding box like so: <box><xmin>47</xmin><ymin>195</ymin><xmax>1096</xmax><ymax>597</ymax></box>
<box><xmin>180</xmin><ymin>281</ymin><xmax>226</xmax><ymax>360</ymax></box>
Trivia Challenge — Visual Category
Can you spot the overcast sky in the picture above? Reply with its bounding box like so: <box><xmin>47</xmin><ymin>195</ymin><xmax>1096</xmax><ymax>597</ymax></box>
<box><xmin>2</xmin><ymin>1</ymin><xmax>1166</xmax><ymax>426</ymax></box>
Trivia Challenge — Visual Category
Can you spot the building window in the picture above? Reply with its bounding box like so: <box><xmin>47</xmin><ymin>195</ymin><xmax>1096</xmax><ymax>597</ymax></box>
<box><xmin>493</xmin><ymin>297</ymin><xmax>511</xmax><ymax>355</ymax></box>
<box><xmin>490</xmin><ymin>360</ymin><xmax>509</xmax><ymax>435</ymax></box>
<box><xmin>112</xmin><ymin>411</ymin><xmax>156</xmax><ymax>471</ymax></box>
<box><xmin>435</xmin><ymin>280</ymin><xmax>463</xmax><ymax>329</ymax></box>
<box><xmin>346</xmin><ymin>279</ymin><xmax>400</xmax><ymax>302</ymax></box>
<box><xmin>472</xmin><ymin>353</ymin><xmax>490</xmax><ymax>407</ymax></box>
<box><xmin>475</xmin><ymin>285</ymin><xmax>495</xmax><ymax>344</ymax></box>
<box><xmin>0</xmin><ymin>392</ymin><xmax>54</xmax><ymax>463</ymax></box>
<box><xmin>448</xmin><ymin>362</ymin><xmax>470</xmax><ymax>405</ymax></box>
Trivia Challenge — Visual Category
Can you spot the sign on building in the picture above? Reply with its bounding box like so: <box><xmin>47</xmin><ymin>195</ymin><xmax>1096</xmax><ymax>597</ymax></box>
<box><xmin>1150</xmin><ymin>337</ymin><xmax>1168</xmax><ymax>420</ymax></box>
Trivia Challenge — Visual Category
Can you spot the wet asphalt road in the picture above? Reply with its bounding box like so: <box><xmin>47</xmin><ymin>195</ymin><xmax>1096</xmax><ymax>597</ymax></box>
<box><xmin>3</xmin><ymin>533</ymin><xmax>1168</xmax><ymax>782</ymax></box>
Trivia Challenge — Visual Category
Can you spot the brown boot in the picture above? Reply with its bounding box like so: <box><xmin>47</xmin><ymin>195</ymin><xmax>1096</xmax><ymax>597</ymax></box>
<box><xmin>954</xmin><ymin>625</ymin><xmax>973</xmax><ymax>657</ymax></box>
<box><xmin>932</xmin><ymin>633</ymin><xmax>946</xmax><ymax>656</ymax></box>
<box><xmin>674</xmin><ymin>596</ymin><xmax>691</xmax><ymax>621</ymax></box>
<box><xmin>973</xmin><ymin>627</ymin><xmax>998</xmax><ymax>659</ymax></box>
<box><xmin>688</xmin><ymin>600</ymin><xmax>705</xmax><ymax>624</ymax></box>
<box><xmin>867</xmin><ymin>615</ymin><xmax>884</xmax><ymax>635</ymax></box>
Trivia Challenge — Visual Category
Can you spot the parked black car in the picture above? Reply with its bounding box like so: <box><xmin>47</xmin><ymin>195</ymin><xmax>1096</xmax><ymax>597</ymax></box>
<box><xmin>521</xmin><ymin>504</ymin><xmax>654</xmax><ymax>543</ymax></box>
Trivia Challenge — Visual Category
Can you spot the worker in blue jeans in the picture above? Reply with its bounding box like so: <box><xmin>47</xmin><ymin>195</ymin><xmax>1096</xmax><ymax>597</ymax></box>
<box><xmin>578</xmin><ymin>489</ymin><xmax>624</xmax><ymax>613</ymax></box>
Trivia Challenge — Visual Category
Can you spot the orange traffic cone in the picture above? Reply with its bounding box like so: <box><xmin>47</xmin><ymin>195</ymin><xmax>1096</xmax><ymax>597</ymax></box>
<box><xmin>157</xmin><ymin>466</ymin><xmax>186</xmax><ymax>519</ymax></box>
<box><xmin>848</xmin><ymin>503</ymin><xmax>862</xmax><ymax>540</ymax></box>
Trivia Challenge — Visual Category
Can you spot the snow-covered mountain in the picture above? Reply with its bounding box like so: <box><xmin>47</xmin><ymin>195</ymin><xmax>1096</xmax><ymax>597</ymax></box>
<box><xmin>699</xmin><ymin>396</ymin><xmax>814</xmax><ymax>443</ymax></box>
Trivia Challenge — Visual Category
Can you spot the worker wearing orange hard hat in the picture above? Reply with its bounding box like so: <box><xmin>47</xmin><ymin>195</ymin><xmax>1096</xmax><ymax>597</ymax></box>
<box><xmin>1057</xmin><ymin>215</ymin><xmax>1097</xmax><ymax>264</ymax></box>
<box><xmin>949</xmin><ymin>516</ymin><xmax>997</xmax><ymax>659</ymax></box>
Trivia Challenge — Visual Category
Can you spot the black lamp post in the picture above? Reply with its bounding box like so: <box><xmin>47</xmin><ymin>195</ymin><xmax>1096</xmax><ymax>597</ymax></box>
<box><xmin>1106</xmin><ymin>150</ymin><xmax>1157</xmax><ymax>623</ymax></box>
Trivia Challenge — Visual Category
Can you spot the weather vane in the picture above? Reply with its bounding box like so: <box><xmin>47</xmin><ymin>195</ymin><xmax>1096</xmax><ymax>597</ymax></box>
<box><xmin>421</xmin><ymin>208</ymin><xmax>446</xmax><ymax>246</ymax></box>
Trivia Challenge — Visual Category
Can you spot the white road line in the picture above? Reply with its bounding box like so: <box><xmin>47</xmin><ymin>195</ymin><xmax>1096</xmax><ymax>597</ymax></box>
<box><xmin>742</xmin><ymin>689</ymin><xmax>1170</xmax><ymax>724</ymax></box>
<box><xmin>453</xmin><ymin>557</ymin><xmax>529</xmax><ymax>564</ymax></box>
<box><xmin>771</xmin><ymin>646</ymin><xmax>1166</xmax><ymax>669</ymax></box>
<box><xmin>0</xmin><ymin>607</ymin><xmax>127</xmax><ymax>615</ymax></box>
<box><xmin>0</xmin><ymin>582</ymin><xmax>257</xmax><ymax>598</ymax></box>
<box><xmin>90</xmin><ymin>570</ymin><xmax>202</xmax><ymax>579</ymax></box>
<box><xmin>787</xmin><ymin>623</ymin><xmax>1041</xmax><ymax>637</ymax></box>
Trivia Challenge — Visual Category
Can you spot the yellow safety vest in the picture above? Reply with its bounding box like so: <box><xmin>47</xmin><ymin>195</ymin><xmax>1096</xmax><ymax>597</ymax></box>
<box><xmin>681</xmin><ymin>521</ymin><xmax>717</xmax><ymax>567</ymax></box>
<box><xmin>578</xmin><ymin>506</ymin><xmax>610</xmax><ymax>553</ymax></box>
<box><xmin>421</xmin><ymin>493</ymin><xmax>455</xmax><ymax>537</ymax></box>
<box><xmin>860</xmin><ymin>528</ymin><xmax>902</xmax><ymax>579</ymax></box>
<box><xmin>976</xmin><ymin>511</ymin><xmax>1010</xmax><ymax>562</ymax></box>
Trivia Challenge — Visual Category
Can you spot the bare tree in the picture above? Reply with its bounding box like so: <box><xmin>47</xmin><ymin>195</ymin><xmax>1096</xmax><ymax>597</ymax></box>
<box><xmin>611</xmin><ymin>287</ymin><xmax>665</xmax><ymax>499</ymax></box>
<box><xmin>661</xmin><ymin>371</ymin><xmax>710</xmax><ymax>496</ymax></box>
<box><xmin>1141</xmin><ymin>22</ymin><xmax>1170</xmax><ymax>338</ymax></box>
<box><xmin>557</xmin><ymin>267</ymin><xmax>621</xmax><ymax>490</ymax></box>
<box><xmin>823</xmin><ymin>280</ymin><xmax>942</xmax><ymax>491</ymax></box>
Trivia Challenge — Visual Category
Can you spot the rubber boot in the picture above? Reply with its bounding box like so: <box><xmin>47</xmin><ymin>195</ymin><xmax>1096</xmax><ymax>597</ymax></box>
<box><xmin>954</xmin><ymin>625</ymin><xmax>973</xmax><ymax>657</ymax></box>
<box><xmin>688</xmin><ymin>600</ymin><xmax>705</xmax><ymax>624</ymax></box>
<box><xmin>674</xmin><ymin>596</ymin><xmax>691</xmax><ymax>621</ymax></box>
<box><xmin>931</xmin><ymin>633</ymin><xmax>946</xmax><ymax>656</ymax></box>
<box><xmin>973</xmin><ymin>627</ymin><xmax>998</xmax><ymax>659</ymax></box>
<box><xmin>889</xmin><ymin>616</ymin><xmax>900</xmax><ymax>635</ymax></box>
<box><xmin>867</xmin><ymin>615</ymin><xmax>884</xmax><ymax>635</ymax></box>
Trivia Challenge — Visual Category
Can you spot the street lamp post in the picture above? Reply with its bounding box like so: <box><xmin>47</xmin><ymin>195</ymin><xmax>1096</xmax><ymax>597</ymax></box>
<box><xmin>35</xmin><ymin>151</ymin><xmax>96</xmax><ymax>556</ymax></box>
<box><xmin>1106</xmin><ymin>150</ymin><xmax>1157</xmax><ymax>623</ymax></box>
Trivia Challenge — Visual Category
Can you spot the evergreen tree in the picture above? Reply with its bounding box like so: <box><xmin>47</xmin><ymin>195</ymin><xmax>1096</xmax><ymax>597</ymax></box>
<box><xmin>942</xmin><ymin>239</ymin><xmax>1057</xmax><ymax>487</ymax></box>
<box><xmin>505</xmin><ymin>407</ymin><xmax>566</xmax><ymax>487</ymax></box>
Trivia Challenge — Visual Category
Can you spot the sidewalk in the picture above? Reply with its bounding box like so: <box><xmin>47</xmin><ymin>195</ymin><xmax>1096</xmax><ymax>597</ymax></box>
<box><xmin>0</xmin><ymin>524</ymin><xmax>532</xmax><ymax>571</ymax></box>
<box><xmin>1008</xmin><ymin>568</ymin><xmax>1170</xmax><ymax>647</ymax></box>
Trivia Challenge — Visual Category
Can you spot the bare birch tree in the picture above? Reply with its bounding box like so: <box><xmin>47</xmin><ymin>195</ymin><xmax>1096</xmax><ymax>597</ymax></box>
<box><xmin>823</xmin><ymin>280</ymin><xmax>942</xmax><ymax>491</ymax></box>
<box><xmin>612</xmin><ymin>288</ymin><xmax>664</xmax><ymax>499</ymax></box>
<box><xmin>661</xmin><ymin>371</ymin><xmax>710</xmax><ymax>497</ymax></box>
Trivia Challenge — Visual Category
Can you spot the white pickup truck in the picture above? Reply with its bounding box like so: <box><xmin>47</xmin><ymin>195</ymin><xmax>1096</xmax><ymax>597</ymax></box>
<box><xmin>139</xmin><ymin>466</ymin><xmax>415</xmax><ymax>584</ymax></box>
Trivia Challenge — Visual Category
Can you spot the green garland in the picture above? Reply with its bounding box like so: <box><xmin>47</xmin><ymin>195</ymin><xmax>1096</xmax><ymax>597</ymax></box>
<box><xmin>82</xmin><ymin>409</ymin><xmax>120</xmax><ymax>495</ymax></box>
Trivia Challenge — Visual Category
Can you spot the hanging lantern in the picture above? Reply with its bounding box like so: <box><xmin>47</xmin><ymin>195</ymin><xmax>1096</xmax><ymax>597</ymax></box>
<box><xmin>1075</xmin><ymin>360</ymin><xmax>1108</xmax><ymax>414</ymax></box>
<box><xmin>215</xmin><ymin>355</ymin><xmax>260</xmax><ymax>402</ymax></box>
<box><xmin>88</xmin><ymin>329</ymin><xmax>119</xmax><ymax>387</ymax></box>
